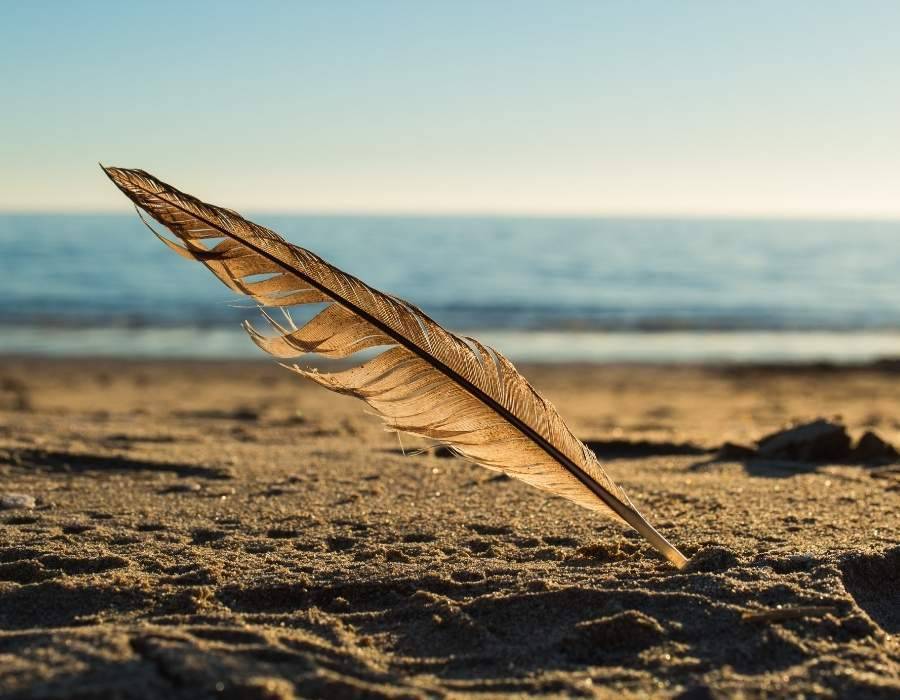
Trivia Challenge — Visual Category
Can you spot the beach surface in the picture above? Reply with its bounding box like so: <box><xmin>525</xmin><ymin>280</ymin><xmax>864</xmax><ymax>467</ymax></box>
<box><xmin>0</xmin><ymin>357</ymin><xmax>898</xmax><ymax>698</ymax></box>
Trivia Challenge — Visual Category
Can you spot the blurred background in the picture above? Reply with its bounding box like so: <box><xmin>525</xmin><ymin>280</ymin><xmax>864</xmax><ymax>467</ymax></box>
<box><xmin>3</xmin><ymin>1</ymin><xmax>900</xmax><ymax>364</ymax></box>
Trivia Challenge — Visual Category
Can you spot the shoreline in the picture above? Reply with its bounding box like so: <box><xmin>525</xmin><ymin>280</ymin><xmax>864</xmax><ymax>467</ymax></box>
<box><xmin>3</xmin><ymin>351</ymin><xmax>900</xmax><ymax>371</ymax></box>
<box><xmin>4</xmin><ymin>327</ymin><xmax>900</xmax><ymax>365</ymax></box>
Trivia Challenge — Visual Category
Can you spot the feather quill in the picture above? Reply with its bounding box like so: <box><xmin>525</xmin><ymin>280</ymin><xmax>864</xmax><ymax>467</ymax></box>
<box><xmin>102</xmin><ymin>165</ymin><xmax>689</xmax><ymax>569</ymax></box>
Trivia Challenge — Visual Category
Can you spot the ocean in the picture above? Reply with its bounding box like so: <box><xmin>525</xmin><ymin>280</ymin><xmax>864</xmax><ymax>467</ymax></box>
<box><xmin>2</xmin><ymin>214</ymin><xmax>900</xmax><ymax>363</ymax></box>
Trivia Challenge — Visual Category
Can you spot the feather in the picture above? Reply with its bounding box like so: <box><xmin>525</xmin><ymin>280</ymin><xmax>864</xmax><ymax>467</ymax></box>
<box><xmin>101</xmin><ymin>165</ymin><xmax>689</xmax><ymax>569</ymax></box>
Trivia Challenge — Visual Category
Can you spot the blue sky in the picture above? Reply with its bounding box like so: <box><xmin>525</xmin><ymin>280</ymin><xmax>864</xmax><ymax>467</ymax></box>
<box><xmin>2</xmin><ymin>1</ymin><xmax>900</xmax><ymax>215</ymax></box>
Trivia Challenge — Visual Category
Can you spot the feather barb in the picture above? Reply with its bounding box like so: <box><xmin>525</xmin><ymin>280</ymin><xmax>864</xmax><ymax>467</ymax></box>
<box><xmin>101</xmin><ymin>165</ymin><xmax>689</xmax><ymax>569</ymax></box>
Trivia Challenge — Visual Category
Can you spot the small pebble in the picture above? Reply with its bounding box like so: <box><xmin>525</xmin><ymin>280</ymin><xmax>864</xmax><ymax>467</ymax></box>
<box><xmin>0</xmin><ymin>493</ymin><xmax>36</xmax><ymax>510</ymax></box>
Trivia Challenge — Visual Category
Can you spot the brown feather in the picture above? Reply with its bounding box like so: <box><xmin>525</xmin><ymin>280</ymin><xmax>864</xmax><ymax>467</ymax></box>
<box><xmin>102</xmin><ymin>165</ymin><xmax>688</xmax><ymax>569</ymax></box>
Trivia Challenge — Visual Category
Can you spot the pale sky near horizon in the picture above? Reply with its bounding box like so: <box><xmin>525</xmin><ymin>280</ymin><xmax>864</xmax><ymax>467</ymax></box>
<box><xmin>2</xmin><ymin>1</ymin><xmax>900</xmax><ymax>216</ymax></box>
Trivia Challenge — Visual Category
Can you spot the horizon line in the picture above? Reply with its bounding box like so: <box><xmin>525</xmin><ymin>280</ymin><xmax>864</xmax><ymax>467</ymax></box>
<box><xmin>5</xmin><ymin>207</ymin><xmax>900</xmax><ymax>223</ymax></box>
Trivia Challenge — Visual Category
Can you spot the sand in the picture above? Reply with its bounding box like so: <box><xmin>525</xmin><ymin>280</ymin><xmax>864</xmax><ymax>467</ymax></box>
<box><xmin>0</xmin><ymin>357</ymin><xmax>898</xmax><ymax>699</ymax></box>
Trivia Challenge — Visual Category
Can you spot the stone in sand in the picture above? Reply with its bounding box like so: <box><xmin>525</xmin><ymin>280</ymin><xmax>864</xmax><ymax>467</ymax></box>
<box><xmin>756</xmin><ymin>419</ymin><xmax>851</xmax><ymax>462</ymax></box>
<box><xmin>851</xmin><ymin>431</ymin><xmax>899</xmax><ymax>464</ymax></box>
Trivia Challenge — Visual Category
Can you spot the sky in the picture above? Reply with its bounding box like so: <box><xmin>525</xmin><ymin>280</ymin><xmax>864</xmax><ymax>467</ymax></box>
<box><xmin>2</xmin><ymin>1</ymin><xmax>900</xmax><ymax>217</ymax></box>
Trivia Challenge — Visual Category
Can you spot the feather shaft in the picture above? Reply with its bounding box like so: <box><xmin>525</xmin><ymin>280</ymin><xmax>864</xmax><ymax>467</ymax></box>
<box><xmin>102</xmin><ymin>165</ymin><xmax>688</xmax><ymax>569</ymax></box>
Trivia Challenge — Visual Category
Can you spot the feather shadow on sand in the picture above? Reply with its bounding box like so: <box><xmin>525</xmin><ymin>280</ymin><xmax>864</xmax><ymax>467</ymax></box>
<box><xmin>101</xmin><ymin>165</ymin><xmax>689</xmax><ymax>569</ymax></box>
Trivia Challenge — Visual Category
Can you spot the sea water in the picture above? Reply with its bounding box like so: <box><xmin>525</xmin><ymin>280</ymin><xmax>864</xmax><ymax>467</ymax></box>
<box><xmin>2</xmin><ymin>214</ymin><xmax>899</xmax><ymax>363</ymax></box>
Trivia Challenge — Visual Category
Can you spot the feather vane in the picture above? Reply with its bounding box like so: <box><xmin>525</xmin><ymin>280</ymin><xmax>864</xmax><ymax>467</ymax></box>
<box><xmin>102</xmin><ymin>166</ymin><xmax>688</xmax><ymax>569</ymax></box>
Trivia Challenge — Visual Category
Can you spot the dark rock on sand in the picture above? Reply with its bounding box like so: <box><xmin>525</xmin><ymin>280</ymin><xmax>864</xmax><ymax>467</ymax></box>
<box><xmin>850</xmin><ymin>430</ymin><xmax>899</xmax><ymax>464</ymax></box>
<box><xmin>751</xmin><ymin>420</ymin><xmax>898</xmax><ymax>465</ymax></box>
<box><xmin>756</xmin><ymin>419</ymin><xmax>851</xmax><ymax>462</ymax></box>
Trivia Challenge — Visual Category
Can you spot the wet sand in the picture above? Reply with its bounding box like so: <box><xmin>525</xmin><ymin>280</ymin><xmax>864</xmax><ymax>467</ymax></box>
<box><xmin>0</xmin><ymin>357</ymin><xmax>898</xmax><ymax>698</ymax></box>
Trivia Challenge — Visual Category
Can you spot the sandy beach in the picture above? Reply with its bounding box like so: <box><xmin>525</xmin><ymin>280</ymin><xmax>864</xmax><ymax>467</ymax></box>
<box><xmin>0</xmin><ymin>357</ymin><xmax>898</xmax><ymax>698</ymax></box>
